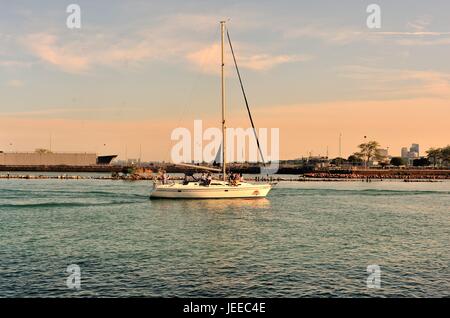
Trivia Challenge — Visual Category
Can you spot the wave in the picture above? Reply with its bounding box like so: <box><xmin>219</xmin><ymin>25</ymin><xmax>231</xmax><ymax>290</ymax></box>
<box><xmin>278</xmin><ymin>188</ymin><xmax>450</xmax><ymax>196</ymax></box>
<box><xmin>0</xmin><ymin>200</ymin><xmax>143</xmax><ymax>209</ymax></box>
<box><xmin>0</xmin><ymin>189</ymin><xmax>149</xmax><ymax>199</ymax></box>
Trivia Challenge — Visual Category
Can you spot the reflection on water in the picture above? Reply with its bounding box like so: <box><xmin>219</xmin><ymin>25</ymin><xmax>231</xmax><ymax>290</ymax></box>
<box><xmin>0</xmin><ymin>179</ymin><xmax>449</xmax><ymax>297</ymax></box>
<box><xmin>151</xmin><ymin>198</ymin><xmax>271</xmax><ymax>212</ymax></box>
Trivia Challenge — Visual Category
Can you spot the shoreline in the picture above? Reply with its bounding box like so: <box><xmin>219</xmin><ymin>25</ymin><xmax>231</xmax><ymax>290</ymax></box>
<box><xmin>1</xmin><ymin>166</ymin><xmax>449</xmax><ymax>182</ymax></box>
<box><xmin>0</xmin><ymin>173</ymin><xmax>446</xmax><ymax>182</ymax></box>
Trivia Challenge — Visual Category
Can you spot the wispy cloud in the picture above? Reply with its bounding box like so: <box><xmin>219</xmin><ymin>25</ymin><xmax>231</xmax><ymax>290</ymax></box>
<box><xmin>406</xmin><ymin>15</ymin><xmax>433</xmax><ymax>32</ymax></box>
<box><xmin>22</xmin><ymin>33</ymin><xmax>90</xmax><ymax>73</ymax></box>
<box><xmin>283</xmin><ymin>25</ymin><xmax>366</xmax><ymax>45</ymax></box>
<box><xmin>337</xmin><ymin>65</ymin><xmax>450</xmax><ymax>99</ymax></box>
<box><xmin>282</xmin><ymin>20</ymin><xmax>450</xmax><ymax>46</ymax></box>
<box><xmin>6</xmin><ymin>79</ymin><xmax>24</xmax><ymax>88</ymax></box>
<box><xmin>187</xmin><ymin>43</ymin><xmax>311</xmax><ymax>74</ymax></box>
<box><xmin>0</xmin><ymin>60</ymin><xmax>32</xmax><ymax>68</ymax></box>
<box><xmin>20</xmin><ymin>29</ymin><xmax>187</xmax><ymax>73</ymax></box>
<box><xmin>0</xmin><ymin>106</ymin><xmax>141</xmax><ymax>118</ymax></box>
<box><xmin>373</xmin><ymin>31</ymin><xmax>450</xmax><ymax>36</ymax></box>
<box><xmin>15</xmin><ymin>13</ymin><xmax>312</xmax><ymax>74</ymax></box>
<box><xmin>369</xmin><ymin>15</ymin><xmax>450</xmax><ymax>46</ymax></box>
<box><xmin>393</xmin><ymin>36</ymin><xmax>450</xmax><ymax>46</ymax></box>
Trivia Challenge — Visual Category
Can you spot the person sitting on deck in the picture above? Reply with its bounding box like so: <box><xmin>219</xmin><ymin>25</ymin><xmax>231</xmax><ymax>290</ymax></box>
<box><xmin>183</xmin><ymin>172</ymin><xmax>197</xmax><ymax>185</ymax></box>
<box><xmin>229</xmin><ymin>173</ymin><xmax>240</xmax><ymax>186</ymax></box>
<box><xmin>200</xmin><ymin>173</ymin><xmax>208</xmax><ymax>186</ymax></box>
<box><xmin>183</xmin><ymin>173</ymin><xmax>190</xmax><ymax>185</ymax></box>
<box><xmin>235</xmin><ymin>173</ymin><xmax>241</xmax><ymax>185</ymax></box>
<box><xmin>161</xmin><ymin>171</ymin><xmax>169</xmax><ymax>185</ymax></box>
<box><xmin>206</xmin><ymin>173</ymin><xmax>212</xmax><ymax>186</ymax></box>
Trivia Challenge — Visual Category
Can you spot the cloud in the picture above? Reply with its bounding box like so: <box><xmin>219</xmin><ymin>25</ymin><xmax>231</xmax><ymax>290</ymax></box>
<box><xmin>283</xmin><ymin>22</ymin><xmax>450</xmax><ymax>47</ymax></box>
<box><xmin>374</xmin><ymin>31</ymin><xmax>450</xmax><ymax>36</ymax></box>
<box><xmin>394</xmin><ymin>36</ymin><xmax>450</xmax><ymax>46</ymax></box>
<box><xmin>337</xmin><ymin>65</ymin><xmax>450</xmax><ymax>99</ymax></box>
<box><xmin>0</xmin><ymin>33</ymin><xmax>33</xmax><ymax>68</ymax></box>
<box><xmin>0</xmin><ymin>60</ymin><xmax>32</xmax><ymax>68</ymax></box>
<box><xmin>6</xmin><ymin>79</ymin><xmax>24</xmax><ymax>88</ymax></box>
<box><xmin>370</xmin><ymin>26</ymin><xmax>450</xmax><ymax>46</ymax></box>
<box><xmin>406</xmin><ymin>15</ymin><xmax>433</xmax><ymax>32</ymax></box>
<box><xmin>283</xmin><ymin>25</ymin><xmax>366</xmax><ymax>45</ymax></box>
<box><xmin>187</xmin><ymin>43</ymin><xmax>311</xmax><ymax>74</ymax></box>
<box><xmin>17</xmin><ymin>13</ymin><xmax>207</xmax><ymax>73</ymax></box>
<box><xmin>22</xmin><ymin>33</ymin><xmax>90</xmax><ymax>73</ymax></box>
<box><xmin>20</xmin><ymin>31</ymin><xmax>178</xmax><ymax>73</ymax></box>
<box><xmin>16</xmin><ymin>13</ymin><xmax>313</xmax><ymax>74</ymax></box>
<box><xmin>0</xmin><ymin>106</ymin><xmax>141</xmax><ymax>118</ymax></box>
<box><xmin>240</xmin><ymin>53</ymin><xmax>312</xmax><ymax>71</ymax></box>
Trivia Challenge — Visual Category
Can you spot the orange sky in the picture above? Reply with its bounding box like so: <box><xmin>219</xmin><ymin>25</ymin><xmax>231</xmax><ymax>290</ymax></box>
<box><xmin>1</xmin><ymin>98</ymin><xmax>448</xmax><ymax>161</ymax></box>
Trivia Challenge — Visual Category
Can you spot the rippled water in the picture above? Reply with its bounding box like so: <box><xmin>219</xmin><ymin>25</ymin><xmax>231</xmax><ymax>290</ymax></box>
<box><xmin>0</xmin><ymin>177</ymin><xmax>449</xmax><ymax>297</ymax></box>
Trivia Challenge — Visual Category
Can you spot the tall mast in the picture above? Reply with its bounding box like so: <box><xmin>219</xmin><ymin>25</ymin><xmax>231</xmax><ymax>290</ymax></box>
<box><xmin>220</xmin><ymin>21</ymin><xmax>226</xmax><ymax>181</ymax></box>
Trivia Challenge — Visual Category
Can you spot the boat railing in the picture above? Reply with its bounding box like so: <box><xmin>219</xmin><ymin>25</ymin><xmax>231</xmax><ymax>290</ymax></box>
<box><xmin>153</xmin><ymin>179</ymin><xmax>176</xmax><ymax>185</ymax></box>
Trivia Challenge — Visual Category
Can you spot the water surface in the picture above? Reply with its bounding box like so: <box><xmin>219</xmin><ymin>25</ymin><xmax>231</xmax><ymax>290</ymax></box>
<box><xmin>0</xmin><ymin>178</ymin><xmax>449</xmax><ymax>297</ymax></box>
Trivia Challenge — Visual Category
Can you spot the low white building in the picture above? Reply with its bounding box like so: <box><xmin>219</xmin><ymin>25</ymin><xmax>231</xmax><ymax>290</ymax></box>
<box><xmin>0</xmin><ymin>152</ymin><xmax>97</xmax><ymax>166</ymax></box>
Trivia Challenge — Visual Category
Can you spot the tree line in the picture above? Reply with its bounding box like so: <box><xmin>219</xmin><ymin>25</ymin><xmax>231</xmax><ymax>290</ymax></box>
<box><xmin>425</xmin><ymin>146</ymin><xmax>450</xmax><ymax>167</ymax></box>
<box><xmin>331</xmin><ymin>141</ymin><xmax>450</xmax><ymax>168</ymax></box>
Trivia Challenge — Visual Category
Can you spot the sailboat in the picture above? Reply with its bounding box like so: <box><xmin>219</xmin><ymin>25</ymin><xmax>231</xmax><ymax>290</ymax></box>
<box><xmin>150</xmin><ymin>21</ymin><xmax>272</xmax><ymax>199</ymax></box>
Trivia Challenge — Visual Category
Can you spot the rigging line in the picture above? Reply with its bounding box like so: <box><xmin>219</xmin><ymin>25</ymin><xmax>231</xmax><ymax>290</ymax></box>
<box><xmin>226</xmin><ymin>28</ymin><xmax>266</xmax><ymax>165</ymax></box>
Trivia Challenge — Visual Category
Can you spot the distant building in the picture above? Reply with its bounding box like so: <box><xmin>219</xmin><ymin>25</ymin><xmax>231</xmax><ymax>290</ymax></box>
<box><xmin>399</xmin><ymin>143</ymin><xmax>420</xmax><ymax>166</ymax></box>
<box><xmin>410</xmin><ymin>143</ymin><xmax>419</xmax><ymax>156</ymax></box>
<box><xmin>96</xmin><ymin>155</ymin><xmax>118</xmax><ymax>165</ymax></box>
<box><xmin>0</xmin><ymin>152</ymin><xmax>117</xmax><ymax>166</ymax></box>
<box><xmin>0</xmin><ymin>152</ymin><xmax>97</xmax><ymax>166</ymax></box>
<box><xmin>401</xmin><ymin>147</ymin><xmax>409</xmax><ymax>158</ymax></box>
<box><xmin>306</xmin><ymin>156</ymin><xmax>330</xmax><ymax>169</ymax></box>
<box><xmin>127</xmin><ymin>158</ymin><xmax>139</xmax><ymax>165</ymax></box>
<box><xmin>401</xmin><ymin>144</ymin><xmax>420</xmax><ymax>160</ymax></box>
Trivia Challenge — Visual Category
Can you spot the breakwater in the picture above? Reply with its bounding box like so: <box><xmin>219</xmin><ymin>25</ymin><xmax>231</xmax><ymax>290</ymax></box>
<box><xmin>1</xmin><ymin>164</ymin><xmax>449</xmax><ymax>180</ymax></box>
<box><xmin>0</xmin><ymin>165</ymin><xmax>124</xmax><ymax>173</ymax></box>
<box><xmin>0</xmin><ymin>173</ymin><xmax>446</xmax><ymax>182</ymax></box>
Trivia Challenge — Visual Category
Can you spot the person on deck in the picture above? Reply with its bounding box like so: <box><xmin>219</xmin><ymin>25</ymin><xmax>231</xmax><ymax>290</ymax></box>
<box><xmin>183</xmin><ymin>174</ymin><xmax>190</xmax><ymax>185</ymax></box>
<box><xmin>200</xmin><ymin>173</ymin><xmax>207</xmax><ymax>186</ymax></box>
<box><xmin>162</xmin><ymin>171</ymin><xmax>169</xmax><ymax>185</ymax></box>
<box><xmin>229</xmin><ymin>173</ymin><xmax>238</xmax><ymax>186</ymax></box>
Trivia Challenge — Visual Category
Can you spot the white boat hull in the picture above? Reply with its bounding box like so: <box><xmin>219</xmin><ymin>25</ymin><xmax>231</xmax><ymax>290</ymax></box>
<box><xmin>150</xmin><ymin>181</ymin><xmax>271</xmax><ymax>199</ymax></box>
